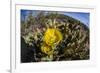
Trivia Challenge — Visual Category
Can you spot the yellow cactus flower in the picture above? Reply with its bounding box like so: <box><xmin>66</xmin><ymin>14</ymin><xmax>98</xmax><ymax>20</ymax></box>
<box><xmin>41</xmin><ymin>44</ymin><xmax>53</xmax><ymax>55</ymax></box>
<box><xmin>43</xmin><ymin>28</ymin><xmax>63</xmax><ymax>46</ymax></box>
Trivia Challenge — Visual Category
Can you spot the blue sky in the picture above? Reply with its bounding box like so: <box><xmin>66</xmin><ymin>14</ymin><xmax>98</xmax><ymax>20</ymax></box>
<box><xmin>21</xmin><ymin>10</ymin><xmax>90</xmax><ymax>27</ymax></box>
<box><xmin>62</xmin><ymin>12</ymin><xmax>90</xmax><ymax>27</ymax></box>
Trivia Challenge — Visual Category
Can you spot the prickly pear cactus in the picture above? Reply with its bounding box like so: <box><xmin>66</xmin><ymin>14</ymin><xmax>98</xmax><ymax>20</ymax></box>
<box><xmin>21</xmin><ymin>11</ymin><xmax>89</xmax><ymax>62</ymax></box>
